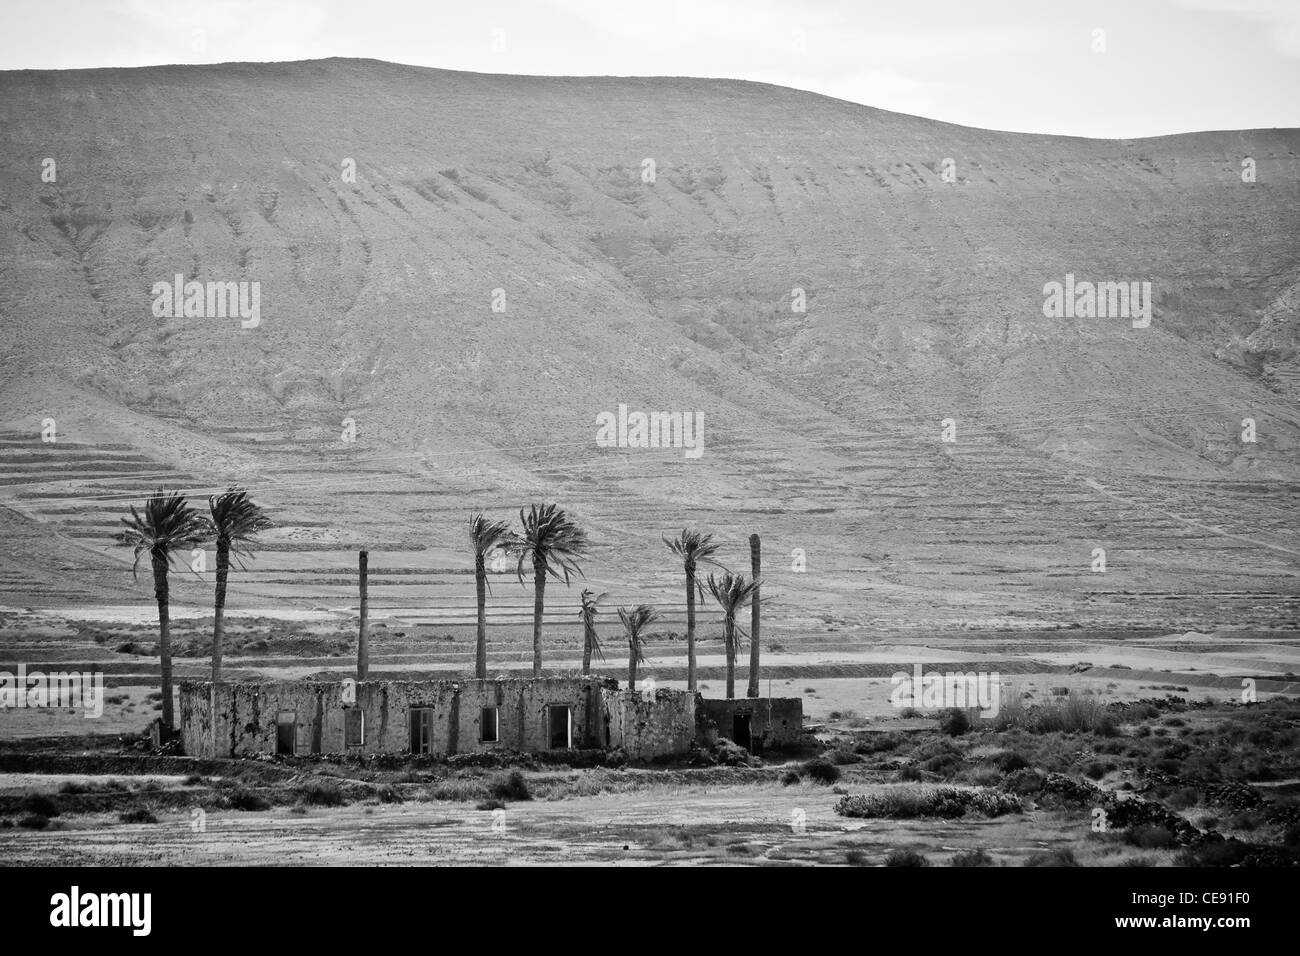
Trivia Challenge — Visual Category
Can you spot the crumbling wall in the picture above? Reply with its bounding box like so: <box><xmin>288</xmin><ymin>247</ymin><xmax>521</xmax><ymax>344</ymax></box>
<box><xmin>601</xmin><ymin>687</ymin><xmax>697</xmax><ymax>759</ymax></box>
<box><xmin>179</xmin><ymin>677</ymin><xmax>617</xmax><ymax>757</ymax></box>
<box><xmin>698</xmin><ymin>697</ymin><xmax>803</xmax><ymax>751</ymax></box>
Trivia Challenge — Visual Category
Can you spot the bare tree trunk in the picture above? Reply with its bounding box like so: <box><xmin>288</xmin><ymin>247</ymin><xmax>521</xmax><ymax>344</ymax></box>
<box><xmin>685</xmin><ymin>560</ymin><xmax>697</xmax><ymax>691</ymax></box>
<box><xmin>151</xmin><ymin>551</ymin><xmax>174</xmax><ymax>734</ymax></box>
<box><xmin>532</xmin><ymin>556</ymin><xmax>546</xmax><ymax>678</ymax></box>
<box><xmin>582</xmin><ymin>622</ymin><xmax>593</xmax><ymax>675</ymax></box>
<box><xmin>212</xmin><ymin>538</ymin><xmax>229</xmax><ymax>684</ymax></box>
<box><xmin>747</xmin><ymin>533</ymin><xmax>761</xmax><ymax>698</ymax></box>
<box><xmin>724</xmin><ymin>617</ymin><xmax>735</xmax><ymax>698</ymax></box>
<box><xmin>474</xmin><ymin>553</ymin><xmax>487</xmax><ymax>679</ymax></box>
<box><xmin>627</xmin><ymin>640</ymin><xmax>637</xmax><ymax>692</ymax></box>
<box><xmin>357</xmin><ymin>549</ymin><xmax>369</xmax><ymax>681</ymax></box>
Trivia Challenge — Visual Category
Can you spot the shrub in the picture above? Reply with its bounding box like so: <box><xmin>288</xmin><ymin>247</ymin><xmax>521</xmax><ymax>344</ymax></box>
<box><xmin>476</xmin><ymin>798</ymin><xmax>506</xmax><ymax>811</ymax></box>
<box><xmin>894</xmin><ymin>765</ymin><xmax>924</xmax><ymax>782</ymax></box>
<box><xmin>1174</xmin><ymin>838</ymin><xmax>1251</xmax><ymax>867</ymax></box>
<box><xmin>938</xmin><ymin>708</ymin><xmax>970</xmax><ymax>737</ymax></box>
<box><xmin>19</xmin><ymin>794</ymin><xmax>59</xmax><ymax>818</ymax></box>
<box><xmin>1127</xmin><ymin>825</ymin><xmax>1177</xmax><ymax>848</ymax></box>
<box><xmin>845</xmin><ymin>848</ymin><xmax>871</xmax><ymax>866</ymax></box>
<box><xmin>855</xmin><ymin>733</ymin><xmax>905</xmax><ymax>755</ymax></box>
<box><xmin>836</xmin><ymin>787</ymin><xmax>1021</xmax><ymax>820</ymax></box>
<box><xmin>489</xmin><ymin>770</ymin><xmax>532</xmax><ymax>801</ymax></box>
<box><xmin>295</xmin><ymin>781</ymin><xmax>346</xmax><ymax>806</ymax></box>
<box><xmin>428</xmin><ymin>779</ymin><xmax>489</xmax><ymax>802</ymax></box>
<box><xmin>995</xmin><ymin>752</ymin><xmax>1030</xmax><ymax>773</ymax></box>
<box><xmin>1025</xmin><ymin>848</ymin><xmax>1080</xmax><ymax>867</ymax></box>
<box><xmin>118</xmin><ymin>808</ymin><xmax>158</xmax><ymax>824</ymax></box>
<box><xmin>826</xmin><ymin>749</ymin><xmax>863</xmax><ymax>766</ymax></box>
<box><xmin>950</xmin><ymin>848</ymin><xmax>995</xmax><ymax>867</ymax></box>
<box><xmin>920</xmin><ymin>752</ymin><xmax>963</xmax><ymax>778</ymax></box>
<box><xmin>885</xmin><ymin>848</ymin><xmax>929</xmax><ymax>867</ymax></box>
<box><xmin>226</xmin><ymin>788</ymin><xmax>271</xmax><ymax>811</ymax></box>
<box><xmin>780</xmin><ymin>770</ymin><xmax>801</xmax><ymax>786</ymax></box>
<box><xmin>800</xmin><ymin>759</ymin><xmax>841</xmax><ymax>785</ymax></box>
<box><xmin>17</xmin><ymin>813</ymin><xmax>49</xmax><ymax>830</ymax></box>
<box><xmin>960</xmin><ymin>766</ymin><xmax>1004</xmax><ymax>787</ymax></box>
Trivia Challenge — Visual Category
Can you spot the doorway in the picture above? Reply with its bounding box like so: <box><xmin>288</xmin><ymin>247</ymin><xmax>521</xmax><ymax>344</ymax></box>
<box><xmin>275</xmin><ymin>711</ymin><xmax>296</xmax><ymax>756</ymax></box>
<box><xmin>732</xmin><ymin>713</ymin><xmax>752</xmax><ymax>750</ymax></box>
<box><xmin>547</xmin><ymin>705</ymin><xmax>572</xmax><ymax>749</ymax></box>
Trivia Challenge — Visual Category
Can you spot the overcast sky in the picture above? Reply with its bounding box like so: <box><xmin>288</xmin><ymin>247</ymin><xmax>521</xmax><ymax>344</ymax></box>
<box><xmin>1</xmin><ymin>0</ymin><xmax>1297</xmax><ymax>138</ymax></box>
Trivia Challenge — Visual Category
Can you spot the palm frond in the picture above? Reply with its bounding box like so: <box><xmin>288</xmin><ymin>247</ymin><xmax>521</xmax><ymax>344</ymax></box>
<box><xmin>515</xmin><ymin>503</ymin><xmax>588</xmax><ymax>586</ymax></box>
<box><xmin>471</xmin><ymin>513</ymin><xmax>518</xmax><ymax>596</ymax></box>
<box><xmin>579</xmin><ymin>589</ymin><xmax>611</xmax><ymax>663</ymax></box>
<box><xmin>470</xmin><ymin>513</ymin><xmax>517</xmax><ymax>557</ymax></box>
<box><xmin>208</xmin><ymin>486</ymin><xmax>272</xmax><ymax>567</ymax></box>
<box><xmin>664</xmin><ymin>528</ymin><xmax>721</xmax><ymax>570</ymax></box>
<box><xmin>704</xmin><ymin>570</ymin><xmax>761</xmax><ymax>617</ymax></box>
<box><xmin>617</xmin><ymin>604</ymin><xmax>659</xmax><ymax>665</ymax></box>
<box><xmin>116</xmin><ymin>488</ymin><xmax>210</xmax><ymax>580</ymax></box>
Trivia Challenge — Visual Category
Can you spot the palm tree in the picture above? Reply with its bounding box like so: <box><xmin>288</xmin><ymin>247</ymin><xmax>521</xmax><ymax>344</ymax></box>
<box><xmin>117</xmin><ymin>488</ymin><xmax>210</xmax><ymax>734</ymax></box>
<box><xmin>705</xmin><ymin>570</ymin><xmax>761</xmax><ymax>699</ymax></box>
<box><xmin>618</xmin><ymin>604</ymin><xmax>658</xmax><ymax>692</ymax></box>
<box><xmin>470</xmin><ymin>513</ymin><xmax>518</xmax><ymax>679</ymax></box>
<box><xmin>577</xmin><ymin>588</ymin><xmax>610</xmax><ymax>675</ymax></box>
<box><xmin>747</xmin><ymin>533</ymin><xmax>761</xmax><ymax>698</ymax></box>
<box><xmin>515</xmin><ymin>504</ymin><xmax>588</xmax><ymax>677</ymax></box>
<box><xmin>207</xmin><ymin>487</ymin><xmax>271</xmax><ymax>684</ymax></box>
<box><xmin>664</xmin><ymin>529</ymin><xmax>719</xmax><ymax>691</ymax></box>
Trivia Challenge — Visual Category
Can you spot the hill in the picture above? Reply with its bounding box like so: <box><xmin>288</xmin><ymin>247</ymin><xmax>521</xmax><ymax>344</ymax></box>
<box><xmin>0</xmin><ymin>58</ymin><xmax>1296</xmax><ymax>633</ymax></box>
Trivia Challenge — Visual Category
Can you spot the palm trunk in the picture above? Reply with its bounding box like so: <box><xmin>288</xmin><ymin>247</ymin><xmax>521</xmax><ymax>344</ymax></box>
<box><xmin>582</xmin><ymin>622</ymin><xmax>593</xmax><ymax>675</ymax></box>
<box><xmin>357</xmin><ymin>549</ymin><xmax>369</xmax><ymax>680</ymax></box>
<box><xmin>531</xmin><ymin>556</ymin><xmax>546</xmax><ymax>678</ymax></box>
<box><xmin>724</xmin><ymin>616</ymin><xmax>736</xmax><ymax>698</ymax></box>
<box><xmin>628</xmin><ymin>640</ymin><xmax>637</xmax><ymax>692</ymax></box>
<box><xmin>685</xmin><ymin>561</ymin><xmax>697</xmax><ymax>691</ymax></box>
<box><xmin>151</xmin><ymin>551</ymin><xmax>175</xmax><ymax>734</ymax></box>
<box><xmin>212</xmin><ymin>538</ymin><xmax>229</xmax><ymax>684</ymax></box>
<box><xmin>474</xmin><ymin>553</ymin><xmax>488</xmax><ymax>679</ymax></box>
<box><xmin>747</xmin><ymin>533</ymin><xmax>761</xmax><ymax>698</ymax></box>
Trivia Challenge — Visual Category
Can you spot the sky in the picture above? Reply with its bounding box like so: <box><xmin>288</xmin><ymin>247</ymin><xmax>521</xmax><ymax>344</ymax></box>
<box><xmin>0</xmin><ymin>0</ymin><xmax>1297</xmax><ymax>138</ymax></box>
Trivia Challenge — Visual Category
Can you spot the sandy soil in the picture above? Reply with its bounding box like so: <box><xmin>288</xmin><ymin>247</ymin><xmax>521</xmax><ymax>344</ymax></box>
<box><xmin>0</xmin><ymin>781</ymin><xmax>1105</xmax><ymax>867</ymax></box>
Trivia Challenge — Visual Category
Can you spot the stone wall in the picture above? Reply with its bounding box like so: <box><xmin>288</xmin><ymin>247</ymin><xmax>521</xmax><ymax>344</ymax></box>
<box><xmin>179</xmin><ymin>677</ymin><xmax>617</xmax><ymax>758</ymax></box>
<box><xmin>601</xmin><ymin>687</ymin><xmax>697</xmax><ymax>759</ymax></box>
<box><xmin>698</xmin><ymin>697</ymin><xmax>804</xmax><ymax>751</ymax></box>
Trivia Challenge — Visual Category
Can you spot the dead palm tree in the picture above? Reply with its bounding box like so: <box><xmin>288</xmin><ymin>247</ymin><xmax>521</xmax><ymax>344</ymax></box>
<box><xmin>618</xmin><ymin>604</ymin><xmax>658</xmax><ymax>692</ymax></box>
<box><xmin>516</xmin><ymin>504</ymin><xmax>588</xmax><ymax>677</ymax></box>
<box><xmin>705</xmin><ymin>570</ymin><xmax>761</xmax><ymax>699</ymax></box>
<box><xmin>207</xmin><ymin>487</ymin><xmax>271</xmax><ymax>684</ymax></box>
<box><xmin>664</xmin><ymin>529</ymin><xmax>720</xmax><ymax>692</ymax></box>
<box><xmin>470</xmin><ymin>513</ymin><xmax>518</xmax><ymax>679</ymax></box>
<box><xmin>117</xmin><ymin>488</ymin><xmax>210</xmax><ymax>734</ymax></box>
<box><xmin>577</xmin><ymin>588</ymin><xmax>610</xmax><ymax>675</ymax></box>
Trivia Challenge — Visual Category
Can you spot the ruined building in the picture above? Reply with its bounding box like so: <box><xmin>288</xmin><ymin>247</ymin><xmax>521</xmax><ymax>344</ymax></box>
<box><xmin>179</xmin><ymin>676</ymin><xmax>802</xmax><ymax>759</ymax></box>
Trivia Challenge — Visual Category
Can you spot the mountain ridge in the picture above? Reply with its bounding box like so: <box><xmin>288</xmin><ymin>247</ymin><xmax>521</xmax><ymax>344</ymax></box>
<box><xmin>0</xmin><ymin>57</ymin><xmax>1295</xmax><ymax>630</ymax></box>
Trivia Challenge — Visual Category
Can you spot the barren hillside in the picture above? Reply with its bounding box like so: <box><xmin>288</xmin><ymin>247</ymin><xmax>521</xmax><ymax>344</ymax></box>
<box><xmin>0</xmin><ymin>58</ymin><xmax>1296</xmax><ymax>632</ymax></box>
